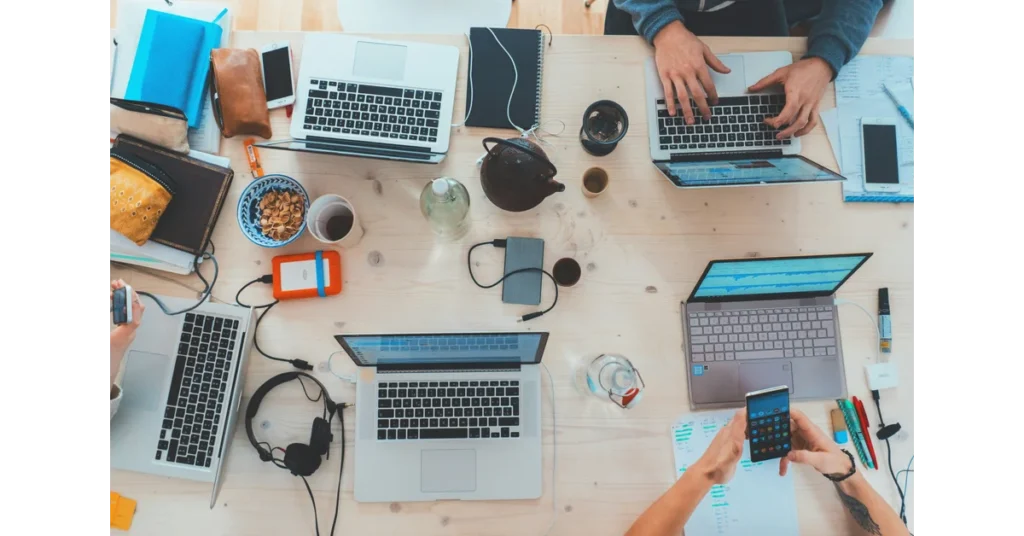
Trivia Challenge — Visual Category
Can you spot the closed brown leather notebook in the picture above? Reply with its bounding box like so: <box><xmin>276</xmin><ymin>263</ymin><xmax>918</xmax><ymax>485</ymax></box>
<box><xmin>112</xmin><ymin>135</ymin><xmax>234</xmax><ymax>256</ymax></box>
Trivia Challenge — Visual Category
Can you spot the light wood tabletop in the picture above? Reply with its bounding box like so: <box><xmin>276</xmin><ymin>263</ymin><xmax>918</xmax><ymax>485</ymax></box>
<box><xmin>110</xmin><ymin>33</ymin><xmax>914</xmax><ymax>535</ymax></box>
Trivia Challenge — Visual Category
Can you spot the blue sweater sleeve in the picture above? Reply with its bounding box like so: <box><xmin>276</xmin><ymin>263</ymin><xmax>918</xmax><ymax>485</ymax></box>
<box><xmin>806</xmin><ymin>0</ymin><xmax>884</xmax><ymax>79</ymax></box>
<box><xmin>612</xmin><ymin>0</ymin><xmax>684</xmax><ymax>44</ymax></box>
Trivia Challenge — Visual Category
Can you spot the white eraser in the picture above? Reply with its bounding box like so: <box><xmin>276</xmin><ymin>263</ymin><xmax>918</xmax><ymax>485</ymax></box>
<box><xmin>865</xmin><ymin>362</ymin><xmax>899</xmax><ymax>390</ymax></box>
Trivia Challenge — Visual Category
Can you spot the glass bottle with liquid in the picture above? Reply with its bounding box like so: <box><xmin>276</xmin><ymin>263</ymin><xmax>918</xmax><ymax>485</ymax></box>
<box><xmin>573</xmin><ymin>353</ymin><xmax>645</xmax><ymax>409</ymax></box>
<box><xmin>420</xmin><ymin>177</ymin><xmax>470</xmax><ymax>240</ymax></box>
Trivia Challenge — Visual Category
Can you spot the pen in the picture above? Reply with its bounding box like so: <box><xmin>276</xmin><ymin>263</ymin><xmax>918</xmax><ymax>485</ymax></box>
<box><xmin>882</xmin><ymin>84</ymin><xmax>913</xmax><ymax>129</ymax></box>
<box><xmin>878</xmin><ymin>288</ymin><xmax>891</xmax><ymax>354</ymax></box>
<box><xmin>852</xmin><ymin>397</ymin><xmax>879</xmax><ymax>470</ymax></box>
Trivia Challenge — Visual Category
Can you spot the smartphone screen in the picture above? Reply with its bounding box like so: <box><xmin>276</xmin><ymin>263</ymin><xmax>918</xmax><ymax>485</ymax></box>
<box><xmin>262</xmin><ymin>47</ymin><xmax>294</xmax><ymax>102</ymax></box>
<box><xmin>862</xmin><ymin>123</ymin><xmax>899</xmax><ymax>184</ymax></box>
<box><xmin>746</xmin><ymin>386</ymin><xmax>791</xmax><ymax>462</ymax></box>
<box><xmin>112</xmin><ymin>287</ymin><xmax>128</xmax><ymax>325</ymax></box>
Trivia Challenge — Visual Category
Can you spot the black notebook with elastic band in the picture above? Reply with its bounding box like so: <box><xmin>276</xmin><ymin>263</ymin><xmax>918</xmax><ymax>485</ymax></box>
<box><xmin>113</xmin><ymin>135</ymin><xmax>234</xmax><ymax>256</ymax></box>
<box><xmin>465</xmin><ymin>27</ymin><xmax>544</xmax><ymax>130</ymax></box>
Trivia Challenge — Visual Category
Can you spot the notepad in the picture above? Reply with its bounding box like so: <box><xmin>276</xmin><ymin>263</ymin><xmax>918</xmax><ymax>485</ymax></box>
<box><xmin>671</xmin><ymin>411</ymin><xmax>799</xmax><ymax>536</ymax></box>
<box><xmin>124</xmin><ymin>10</ymin><xmax>223</xmax><ymax>128</ymax></box>
<box><xmin>465</xmin><ymin>28</ymin><xmax>545</xmax><ymax>130</ymax></box>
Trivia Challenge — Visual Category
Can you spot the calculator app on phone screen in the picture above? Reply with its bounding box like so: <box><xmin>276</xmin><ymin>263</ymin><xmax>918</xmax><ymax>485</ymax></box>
<box><xmin>746</xmin><ymin>386</ymin><xmax>791</xmax><ymax>462</ymax></box>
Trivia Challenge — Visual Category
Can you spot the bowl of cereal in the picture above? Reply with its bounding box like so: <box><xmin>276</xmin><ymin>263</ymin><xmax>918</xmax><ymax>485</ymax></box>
<box><xmin>236</xmin><ymin>174</ymin><xmax>310</xmax><ymax>248</ymax></box>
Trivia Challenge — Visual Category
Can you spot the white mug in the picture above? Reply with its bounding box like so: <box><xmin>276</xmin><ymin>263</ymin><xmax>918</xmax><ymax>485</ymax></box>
<box><xmin>307</xmin><ymin>194</ymin><xmax>364</xmax><ymax>248</ymax></box>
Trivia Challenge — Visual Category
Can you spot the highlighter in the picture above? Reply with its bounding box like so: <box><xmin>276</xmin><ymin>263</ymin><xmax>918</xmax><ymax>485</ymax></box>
<box><xmin>878</xmin><ymin>288</ymin><xmax>891</xmax><ymax>353</ymax></box>
<box><xmin>830</xmin><ymin>408</ymin><xmax>849</xmax><ymax>444</ymax></box>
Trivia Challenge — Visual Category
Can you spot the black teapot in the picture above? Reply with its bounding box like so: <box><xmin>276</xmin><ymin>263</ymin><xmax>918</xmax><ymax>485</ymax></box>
<box><xmin>479</xmin><ymin>137</ymin><xmax>564</xmax><ymax>212</ymax></box>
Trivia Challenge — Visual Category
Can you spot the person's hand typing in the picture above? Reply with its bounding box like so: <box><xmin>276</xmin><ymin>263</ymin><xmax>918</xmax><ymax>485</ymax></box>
<box><xmin>780</xmin><ymin>408</ymin><xmax>853</xmax><ymax>478</ymax></box>
<box><xmin>691</xmin><ymin>410</ymin><xmax>747</xmax><ymax>484</ymax></box>
<box><xmin>111</xmin><ymin>279</ymin><xmax>145</xmax><ymax>386</ymax></box>
<box><xmin>748</xmin><ymin>57</ymin><xmax>832</xmax><ymax>139</ymax></box>
<box><xmin>653</xmin><ymin>20</ymin><xmax>731</xmax><ymax>125</ymax></box>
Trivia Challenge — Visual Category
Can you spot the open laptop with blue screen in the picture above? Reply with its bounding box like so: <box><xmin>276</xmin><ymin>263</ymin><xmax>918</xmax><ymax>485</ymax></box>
<box><xmin>644</xmin><ymin>54</ymin><xmax>847</xmax><ymax>189</ymax></box>
<box><xmin>681</xmin><ymin>253</ymin><xmax>872</xmax><ymax>409</ymax></box>
<box><xmin>336</xmin><ymin>332</ymin><xmax>548</xmax><ymax>503</ymax></box>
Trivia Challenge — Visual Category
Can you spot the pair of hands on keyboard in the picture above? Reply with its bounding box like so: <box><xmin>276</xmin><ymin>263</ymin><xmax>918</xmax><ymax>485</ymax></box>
<box><xmin>111</xmin><ymin>279</ymin><xmax>145</xmax><ymax>387</ymax></box>
<box><xmin>653</xmin><ymin>21</ymin><xmax>833</xmax><ymax>139</ymax></box>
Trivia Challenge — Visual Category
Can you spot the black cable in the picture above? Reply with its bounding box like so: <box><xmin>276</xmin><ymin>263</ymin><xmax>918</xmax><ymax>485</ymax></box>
<box><xmin>235</xmin><ymin>275</ymin><xmax>313</xmax><ymax>371</ymax></box>
<box><xmin>871</xmin><ymin>390</ymin><xmax>910</xmax><ymax>526</ymax></box>
<box><xmin>467</xmin><ymin>239</ymin><xmax>559</xmax><ymax>322</ymax></box>
<box><xmin>137</xmin><ymin>252</ymin><xmax>219</xmax><ymax>315</ymax></box>
<box><xmin>328</xmin><ymin>407</ymin><xmax>346</xmax><ymax>536</ymax></box>
<box><xmin>300</xmin><ymin>475</ymin><xmax>321</xmax><ymax>536</ymax></box>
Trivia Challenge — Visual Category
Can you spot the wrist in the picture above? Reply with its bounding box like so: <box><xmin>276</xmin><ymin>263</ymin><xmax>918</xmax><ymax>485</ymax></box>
<box><xmin>802</xmin><ymin>56</ymin><xmax>834</xmax><ymax>79</ymax></box>
<box><xmin>822</xmin><ymin>449</ymin><xmax>857</xmax><ymax>482</ymax></box>
<box><xmin>680</xmin><ymin>463</ymin><xmax>715</xmax><ymax>491</ymax></box>
<box><xmin>653</xmin><ymin>20</ymin><xmax>688</xmax><ymax>47</ymax></box>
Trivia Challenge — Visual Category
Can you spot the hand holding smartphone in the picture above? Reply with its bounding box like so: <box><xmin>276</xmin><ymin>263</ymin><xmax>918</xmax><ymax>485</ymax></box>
<box><xmin>112</xmin><ymin>284</ymin><xmax>133</xmax><ymax>326</ymax></box>
<box><xmin>745</xmin><ymin>385</ymin><xmax>791</xmax><ymax>462</ymax></box>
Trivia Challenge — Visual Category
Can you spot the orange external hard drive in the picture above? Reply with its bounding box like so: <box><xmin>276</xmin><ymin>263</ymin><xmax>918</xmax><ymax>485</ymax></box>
<box><xmin>272</xmin><ymin>250</ymin><xmax>342</xmax><ymax>300</ymax></box>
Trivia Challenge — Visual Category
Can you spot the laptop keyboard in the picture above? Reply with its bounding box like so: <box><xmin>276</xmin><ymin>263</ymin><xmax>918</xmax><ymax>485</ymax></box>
<box><xmin>657</xmin><ymin>95</ymin><xmax>792</xmax><ymax>152</ymax></box>
<box><xmin>377</xmin><ymin>380</ymin><xmax>521</xmax><ymax>441</ymax></box>
<box><xmin>688</xmin><ymin>306</ymin><xmax>836</xmax><ymax>362</ymax></box>
<box><xmin>303</xmin><ymin>78</ymin><xmax>442</xmax><ymax>143</ymax></box>
<box><xmin>155</xmin><ymin>312</ymin><xmax>240</xmax><ymax>468</ymax></box>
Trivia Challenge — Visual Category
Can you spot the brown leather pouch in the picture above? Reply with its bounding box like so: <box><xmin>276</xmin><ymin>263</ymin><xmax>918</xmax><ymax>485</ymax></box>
<box><xmin>209</xmin><ymin>48</ymin><xmax>272</xmax><ymax>138</ymax></box>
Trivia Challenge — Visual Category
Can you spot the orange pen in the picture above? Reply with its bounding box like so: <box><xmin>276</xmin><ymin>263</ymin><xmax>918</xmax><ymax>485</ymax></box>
<box><xmin>852</xmin><ymin>396</ymin><xmax>879</xmax><ymax>470</ymax></box>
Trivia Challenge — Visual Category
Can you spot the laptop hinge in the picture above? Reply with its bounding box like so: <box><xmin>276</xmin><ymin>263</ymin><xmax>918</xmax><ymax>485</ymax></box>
<box><xmin>378</xmin><ymin>362</ymin><xmax>523</xmax><ymax>374</ymax></box>
<box><xmin>668</xmin><ymin>149</ymin><xmax>784</xmax><ymax>162</ymax></box>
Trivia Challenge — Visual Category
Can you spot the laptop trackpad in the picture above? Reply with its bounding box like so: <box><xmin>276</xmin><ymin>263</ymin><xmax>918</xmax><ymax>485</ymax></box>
<box><xmin>354</xmin><ymin>41</ymin><xmax>407</xmax><ymax>81</ymax></box>
<box><xmin>709</xmin><ymin>55</ymin><xmax>747</xmax><ymax>96</ymax></box>
<box><xmin>122</xmin><ymin>351</ymin><xmax>172</xmax><ymax>412</ymax></box>
<box><xmin>739</xmin><ymin>361</ymin><xmax>793</xmax><ymax>395</ymax></box>
<box><xmin>421</xmin><ymin>450</ymin><xmax>476</xmax><ymax>493</ymax></box>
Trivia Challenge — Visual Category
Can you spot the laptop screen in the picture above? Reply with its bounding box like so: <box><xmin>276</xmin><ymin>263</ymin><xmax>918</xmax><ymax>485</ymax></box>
<box><xmin>688</xmin><ymin>254</ymin><xmax>871</xmax><ymax>302</ymax></box>
<box><xmin>336</xmin><ymin>332</ymin><xmax>548</xmax><ymax>367</ymax></box>
<box><xmin>657</xmin><ymin>155</ymin><xmax>843</xmax><ymax>187</ymax></box>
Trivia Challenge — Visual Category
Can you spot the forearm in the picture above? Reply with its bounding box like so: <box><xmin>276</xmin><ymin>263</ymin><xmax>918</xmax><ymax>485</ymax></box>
<box><xmin>612</xmin><ymin>0</ymin><xmax>684</xmax><ymax>44</ymax></box>
<box><xmin>834</xmin><ymin>473</ymin><xmax>909</xmax><ymax>536</ymax></box>
<box><xmin>806</xmin><ymin>0</ymin><xmax>883</xmax><ymax>78</ymax></box>
<box><xmin>626</xmin><ymin>469</ymin><xmax>713</xmax><ymax>536</ymax></box>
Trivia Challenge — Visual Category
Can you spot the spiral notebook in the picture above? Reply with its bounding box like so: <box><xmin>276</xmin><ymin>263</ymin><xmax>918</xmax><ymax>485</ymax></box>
<box><xmin>465</xmin><ymin>27</ymin><xmax>545</xmax><ymax>130</ymax></box>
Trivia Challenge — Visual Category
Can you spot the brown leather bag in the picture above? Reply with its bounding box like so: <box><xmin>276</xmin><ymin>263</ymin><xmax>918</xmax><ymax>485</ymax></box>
<box><xmin>209</xmin><ymin>48</ymin><xmax>272</xmax><ymax>138</ymax></box>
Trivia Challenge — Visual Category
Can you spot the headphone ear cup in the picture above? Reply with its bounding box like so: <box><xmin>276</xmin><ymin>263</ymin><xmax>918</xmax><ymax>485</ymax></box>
<box><xmin>283</xmin><ymin>443</ymin><xmax>321</xmax><ymax>476</ymax></box>
<box><xmin>309</xmin><ymin>417</ymin><xmax>333</xmax><ymax>456</ymax></box>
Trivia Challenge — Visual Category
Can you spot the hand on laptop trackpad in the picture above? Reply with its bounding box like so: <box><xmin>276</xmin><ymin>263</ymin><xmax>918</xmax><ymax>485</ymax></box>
<box><xmin>421</xmin><ymin>450</ymin><xmax>476</xmax><ymax>493</ymax></box>
<box><xmin>739</xmin><ymin>361</ymin><xmax>792</xmax><ymax>394</ymax></box>
<box><xmin>708</xmin><ymin>55</ymin><xmax>747</xmax><ymax>97</ymax></box>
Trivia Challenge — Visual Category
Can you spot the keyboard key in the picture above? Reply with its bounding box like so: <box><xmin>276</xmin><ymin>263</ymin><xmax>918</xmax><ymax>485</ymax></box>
<box><xmin>420</xmin><ymin>428</ymin><xmax>468</xmax><ymax>439</ymax></box>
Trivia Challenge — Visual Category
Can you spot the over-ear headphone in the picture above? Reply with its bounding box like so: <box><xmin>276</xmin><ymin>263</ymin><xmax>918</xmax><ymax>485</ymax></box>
<box><xmin>245</xmin><ymin>371</ymin><xmax>347</xmax><ymax>536</ymax></box>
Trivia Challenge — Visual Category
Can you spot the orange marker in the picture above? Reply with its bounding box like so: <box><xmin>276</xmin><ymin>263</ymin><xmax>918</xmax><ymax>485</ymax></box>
<box><xmin>244</xmin><ymin>138</ymin><xmax>264</xmax><ymax>178</ymax></box>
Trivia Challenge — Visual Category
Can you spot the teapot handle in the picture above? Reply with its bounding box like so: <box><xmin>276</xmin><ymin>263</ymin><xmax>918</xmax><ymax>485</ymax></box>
<box><xmin>481</xmin><ymin>137</ymin><xmax>558</xmax><ymax>178</ymax></box>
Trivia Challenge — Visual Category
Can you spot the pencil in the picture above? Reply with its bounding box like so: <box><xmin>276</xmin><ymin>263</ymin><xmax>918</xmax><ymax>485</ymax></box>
<box><xmin>852</xmin><ymin>397</ymin><xmax>879</xmax><ymax>470</ymax></box>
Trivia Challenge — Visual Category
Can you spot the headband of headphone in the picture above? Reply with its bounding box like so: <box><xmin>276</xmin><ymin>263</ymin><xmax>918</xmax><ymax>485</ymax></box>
<box><xmin>245</xmin><ymin>371</ymin><xmax>337</xmax><ymax>474</ymax></box>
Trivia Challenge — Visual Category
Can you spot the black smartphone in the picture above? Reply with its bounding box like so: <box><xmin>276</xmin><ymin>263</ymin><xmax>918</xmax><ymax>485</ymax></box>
<box><xmin>745</xmin><ymin>385</ymin><xmax>791</xmax><ymax>462</ymax></box>
<box><xmin>112</xmin><ymin>285</ymin><xmax>132</xmax><ymax>325</ymax></box>
<box><xmin>502</xmin><ymin>237</ymin><xmax>544</xmax><ymax>305</ymax></box>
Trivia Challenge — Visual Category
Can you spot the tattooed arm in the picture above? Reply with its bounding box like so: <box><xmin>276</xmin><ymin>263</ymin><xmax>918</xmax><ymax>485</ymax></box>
<box><xmin>782</xmin><ymin>409</ymin><xmax>909</xmax><ymax>536</ymax></box>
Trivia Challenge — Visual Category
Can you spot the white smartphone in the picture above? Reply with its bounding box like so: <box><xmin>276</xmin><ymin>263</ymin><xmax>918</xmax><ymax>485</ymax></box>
<box><xmin>860</xmin><ymin>117</ymin><xmax>901</xmax><ymax>193</ymax></box>
<box><xmin>260</xmin><ymin>42</ymin><xmax>295</xmax><ymax>109</ymax></box>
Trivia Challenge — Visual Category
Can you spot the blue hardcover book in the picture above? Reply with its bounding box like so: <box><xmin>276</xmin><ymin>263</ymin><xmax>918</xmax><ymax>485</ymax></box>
<box><xmin>125</xmin><ymin>10</ymin><xmax>223</xmax><ymax>128</ymax></box>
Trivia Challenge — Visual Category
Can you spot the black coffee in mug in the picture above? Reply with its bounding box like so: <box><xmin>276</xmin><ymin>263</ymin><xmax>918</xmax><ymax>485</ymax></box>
<box><xmin>325</xmin><ymin>211</ymin><xmax>354</xmax><ymax>241</ymax></box>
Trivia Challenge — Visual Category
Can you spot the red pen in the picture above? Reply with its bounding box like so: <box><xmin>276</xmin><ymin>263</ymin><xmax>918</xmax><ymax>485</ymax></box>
<box><xmin>852</xmin><ymin>396</ymin><xmax>879</xmax><ymax>470</ymax></box>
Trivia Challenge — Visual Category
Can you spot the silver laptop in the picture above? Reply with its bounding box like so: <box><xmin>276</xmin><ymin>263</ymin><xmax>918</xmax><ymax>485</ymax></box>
<box><xmin>644</xmin><ymin>52</ymin><xmax>845</xmax><ymax>188</ymax></box>
<box><xmin>256</xmin><ymin>34</ymin><xmax>459</xmax><ymax>164</ymax></box>
<box><xmin>111</xmin><ymin>295</ymin><xmax>254</xmax><ymax>484</ymax></box>
<box><xmin>335</xmin><ymin>332</ymin><xmax>547</xmax><ymax>502</ymax></box>
<box><xmin>683</xmin><ymin>253</ymin><xmax>872</xmax><ymax>410</ymax></box>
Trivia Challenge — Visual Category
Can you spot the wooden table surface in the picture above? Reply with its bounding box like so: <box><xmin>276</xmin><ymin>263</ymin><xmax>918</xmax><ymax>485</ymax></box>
<box><xmin>110</xmin><ymin>33</ymin><xmax>915</xmax><ymax>535</ymax></box>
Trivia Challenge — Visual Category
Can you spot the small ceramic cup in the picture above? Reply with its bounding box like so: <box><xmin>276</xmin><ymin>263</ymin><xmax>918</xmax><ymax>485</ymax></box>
<box><xmin>307</xmin><ymin>194</ymin><xmax>364</xmax><ymax>248</ymax></box>
<box><xmin>582</xmin><ymin>167</ymin><xmax>609</xmax><ymax>198</ymax></box>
